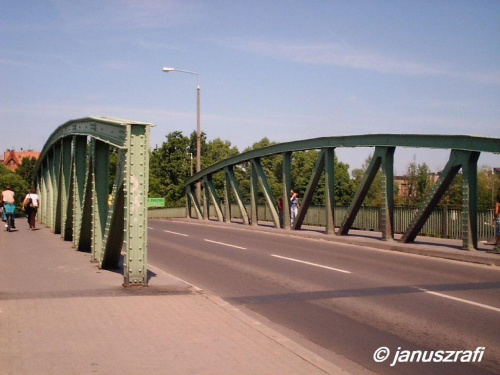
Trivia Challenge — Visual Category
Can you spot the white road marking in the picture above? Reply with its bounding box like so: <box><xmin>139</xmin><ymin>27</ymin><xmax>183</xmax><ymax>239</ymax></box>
<box><xmin>147</xmin><ymin>227</ymin><xmax>154</xmax><ymax>229</ymax></box>
<box><xmin>163</xmin><ymin>230</ymin><xmax>188</xmax><ymax>237</ymax></box>
<box><xmin>204</xmin><ymin>239</ymin><xmax>247</xmax><ymax>250</ymax></box>
<box><xmin>412</xmin><ymin>287</ymin><xmax>500</xmax><ymax>313</ymax></box>
<box><xmin>271</xmin><ymin>254</ymin><xmax>351</xmax><ymax>274</ymax></box>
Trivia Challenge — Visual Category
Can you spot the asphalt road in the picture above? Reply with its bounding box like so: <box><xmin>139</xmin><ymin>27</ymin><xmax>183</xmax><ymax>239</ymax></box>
<box><xmin>147</xmin><ymin>219</ymin><xmax>500</xmax><ymax>375</ymax></box>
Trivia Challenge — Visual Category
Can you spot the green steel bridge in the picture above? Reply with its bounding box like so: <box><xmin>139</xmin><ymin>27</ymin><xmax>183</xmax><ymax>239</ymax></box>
<box><xmin>34</xmin><ymin>117</ymin><xmax>499</xmax><ymax>286</ymax></box>
<box><xmin>186</xmin><ymin>134</ymin><xmax>499</xmax><ymax>250</ymax></box>
<box><xmin>34</xmin><ymin>117</ymin><xmax>152</xmax><ymax>286</ymax></box>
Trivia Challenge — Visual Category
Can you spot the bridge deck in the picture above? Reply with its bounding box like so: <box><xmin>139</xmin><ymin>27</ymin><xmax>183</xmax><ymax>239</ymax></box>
<box><xmin>0</xmin><ymin>222</ymin><xmax>341</xmax><ymax>375</ymax></box>
<box><xmin>0</xmin><ymin>220</ymin><xmax>498</xmax><ymax>374</ymax></box>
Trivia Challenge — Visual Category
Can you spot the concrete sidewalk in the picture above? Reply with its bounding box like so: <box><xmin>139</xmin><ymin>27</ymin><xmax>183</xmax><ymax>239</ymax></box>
<box><xmin>0</xmin><ymin>224</ymin><xmax>348</xmax><ymax>375</ymax></box>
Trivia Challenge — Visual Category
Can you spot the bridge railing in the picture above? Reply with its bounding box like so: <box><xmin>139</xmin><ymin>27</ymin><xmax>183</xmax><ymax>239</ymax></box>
<box><xmin>185</xmin><ymin>134</ymin><xmax>500</xmax><ymax>250</ymax></box>
<box><xmin>35</xmin><ymin>117</ymin><xmax>153</xmax><ymax>286</ymax></box>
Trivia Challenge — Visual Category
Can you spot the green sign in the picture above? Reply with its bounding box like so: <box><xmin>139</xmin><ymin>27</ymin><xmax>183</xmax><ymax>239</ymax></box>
<box><xmin>148</xmin><ymin>198</ymin><xmax>165</xmax><ymax>208</ymax></box>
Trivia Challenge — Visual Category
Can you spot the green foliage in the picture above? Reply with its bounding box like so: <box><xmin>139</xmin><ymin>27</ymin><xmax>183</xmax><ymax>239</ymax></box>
<box><xmin>351</xmin><ymin>155</ymin><xmax>383</xmax><ymax>206</ymax></box>
<box><xmin>399</xmin><ymin>161</ymin><xmax>434</xmax><ymax>207</ymax></box>
<box><xmin>0</xmin><ymin>164</ymin><xmax>29</xmax><ymax>209</ymax></box>
<box><xmin>108</xmin><ymin>148</ymin><xmax>118</xmax><ymax>194</ymax></box>
<box><xmin>15</xmin><ymin>157</ymin><xmax>37</xmax><ymax>187</ymax></box>
<box><xmin>203</xmin><ymin>138</ymin><xmax>240</xmax><ymax>200</ymax></box>
<box><xmin>149</xmin><ymin>131</ymin><xmax>192</xmax><ymax>207</ymax></box>
<box><xmin>240</xmin><ymin>138</ymin><xmax>282</xmax><ymax>204</ymax></box>
<box><xmin>148</xmin><ymin>130</ymin><xmax>498</xmax><ymax>213</ymax></box>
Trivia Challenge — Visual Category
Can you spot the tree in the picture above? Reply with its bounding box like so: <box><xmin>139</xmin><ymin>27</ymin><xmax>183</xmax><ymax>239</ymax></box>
<box><xmin>401</xmin><ymin>162</ymin><xmax>433</xmax><ymax>207</ymax></box>
<box><xmin>351</xmin><ymin>155</ymin><xmax>383</xmax><ymax>206</ymax></box>
<box><xmin>149</xmin><ymin>131</ymin><xmax>192</xmax><ymax>207</ymax></box>
<box><xmin>203</xmin><ymin>138</ymin><xmax>239</xmax><ymax>201</ymax></box>
<box><xmin>239</xmin><ymin>138</ymin><xmax>282</xmax><ymax>204</ymax></box>
<box><xmin>16</xmin><ymin>157</ymin><xmax>38</xmax><ymax>187</ymax></box>
<box><xmin>0</xmin><ymin>164</ymin><xmax>29</xmax><ymax>209</ymax></box>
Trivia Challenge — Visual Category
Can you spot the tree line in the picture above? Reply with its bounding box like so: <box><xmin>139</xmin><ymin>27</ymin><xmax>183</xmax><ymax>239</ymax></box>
<box><xmin>148</xmin><ymin>131</ymin><xmax>499</xmax><ymax>209</ymax></box>
<box><xmin>1</xmin><ymin>135</ymin><xmax>497</xmax><ymax>211</ymax></box>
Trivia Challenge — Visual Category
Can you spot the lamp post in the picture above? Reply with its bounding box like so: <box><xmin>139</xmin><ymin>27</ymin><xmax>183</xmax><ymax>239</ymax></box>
<box><xmin>162</xmin><ymin>67</ymin><xmax>201</xmax><ymax>203</ymax></box>
<box><xmin>187</xmin><ymin>152</ymin><xmax>194</xmax><ymax>176</ymax></box>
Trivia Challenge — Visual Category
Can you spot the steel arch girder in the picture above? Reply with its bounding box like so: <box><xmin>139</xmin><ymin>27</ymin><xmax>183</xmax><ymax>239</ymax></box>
<box><xmin>35</xmin><ymin>117</ymin><xmax>153</xmax><ymax>286</ymax></box>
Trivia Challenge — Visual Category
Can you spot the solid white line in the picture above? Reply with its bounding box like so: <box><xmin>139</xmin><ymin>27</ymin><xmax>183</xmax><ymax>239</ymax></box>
<box><xmin>412</xmin><ymin>287</ymin><xmax>500</xmax><ymax>313</ymax></box>
<box><xmin>271</xmin><ymin>254</ymin><xmax>351</xmax><ymax>274</ymax></box>
<box><xmin>204</xmin><ymin>239</ymin><xmax>247</xmax><ymax>250</ymax></box>
<box><xmin>163</xmin><ymin>230</ymin><xmax>188</xmax><ymax>237</ymax></box>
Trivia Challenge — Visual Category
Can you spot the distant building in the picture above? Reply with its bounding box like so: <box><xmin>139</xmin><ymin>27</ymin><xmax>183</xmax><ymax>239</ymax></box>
<box><xmin>394</xmin><ymin>173</ymin><xmax>440</xmax><ymax>197</ymax></box>
<box><xmin>1</xmin><ymin>150</ymin><xmax>41</xmax><ymax>172</ymax></box>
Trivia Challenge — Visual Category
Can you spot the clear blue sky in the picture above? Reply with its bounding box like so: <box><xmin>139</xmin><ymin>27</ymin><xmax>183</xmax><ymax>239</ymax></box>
<box><xmin>1</xmin><ymin>0</ymin><xmax>499</xmax><ymax>174</ymax></box>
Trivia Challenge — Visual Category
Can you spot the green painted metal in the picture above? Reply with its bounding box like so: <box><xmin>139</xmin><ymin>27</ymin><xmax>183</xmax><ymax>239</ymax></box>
<box><xmin>186</xmin><ymin>134</ymin><xmax>499</xmax><ymax>185</ymax></box>
<box><xmin>380</xmin><ymin>147</ymin><xmax>395</xmax><ymax>240</ymax></box>
<box><xmin>282</xmin><ymin>152</ymin><xmax>292</xmax><ymax>230</ymax></box>
<box><xmin>61</xmin><ymin>138</ymin><xmax>73</xmax><ymax>241</ymax></box>
<box><xmin>91</xmin><ymin>139</ymin><xmax>109</xmax><ymax>263</ymax></box>
<box><xmin>203</xmin><ymin>175</ymin><xmax>224</xmax><ymax>222</ymax></box>
<box><xmin>224</xmin><ymin>166</ymin><xmax>249</xmax><ymax>224</ymax></box>
<box><xmin>223</xmin><ymin>169</ymin><xmax>232</xmax><ymax>223</ymax></box>
<box><xmin>186</xmin><ymin>134</ymin><xmax>499</xmax><ymax>249</ymax></box>
<box><xmin>186</xmin><ymin>183</ymin><xmax>203</xmax><ymax>219</ymax></box>
<box><xmin>294</xmin><ymin>149</ymin><xmax>327</xmax><ymax>230</ymax></box>
<box><xmin>400</xmin><ymin>150</ymin><xmax>480</xmax><ymax>249</ymax></box>
<box><xmin>324</xmin><ymin>148</ymin><xmax>336</xmax><ymax>235</ymax></box>
<box><xmin>338</xmin><ymin>146</ymin><xmax>395</xmax><ymax>239</ymax></box>
<box><xmin>251</xmin><ymin>158</ymin><xmax>280</xmax><ymax>228</ymax></box>
<box><xmin>250</xmin><ymin>159</ymin><xmax>259</xmax><ymax>226</ymax></box>
<box><xmin>34</xmin><ymin>117</ymin><xmax>153</xmax><ymax>286</ymax></box>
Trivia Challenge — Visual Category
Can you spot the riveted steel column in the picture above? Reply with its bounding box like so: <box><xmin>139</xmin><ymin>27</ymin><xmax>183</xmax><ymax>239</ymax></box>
<box><xmin>78</xmin><ymin>144</ymin><xmax>93</xmax><ymax>252</ymax></box>
<box><xmin>187</xmin><ymin>183</ymin><xmax>203</xmax><ymax>219</ymax></box>
<box><xmin>226</xmin><ymin>166</ymin><xmax>249</xmax><ymax>224</ymax></box>
<box><xmin>250</xmin><ymin>159</ymin><xmax>259</xmax><ymax>226</ymax></box>
<box><xmin>123</xmin><ymin>124</ymin><xmax>150</xmax><ymax>286</ymax></box>
<box><xmin>251</xmin><ymin>158</ymin><xmax>280</xmax><ymax>228</ymax></box>
<box><xmin>61</xmin><ymin>137</ymin><xmax>73</xmax><ymax>241</ymax></box>
<box><xmin>379</xmin><ymin>147</ymin><xmax>395</xmax><ymax>240</ymax></box>
<box><xmin>101</xmin><ymin>150</ymin><xmax>126</xmax><ymax>269</ymax></box>
<box><xmin>294</xmin><ymin>150</ymin><xmax>326</xmax><ymax>230</ymax></box>
<box><xmin>72</xmin><ymin>136</ymin><xmax>88</xmax><ymax>249</ymax></box>
<box><xmin>53</xmin><ymin>143</ymin><xmax>62</xmax><ymax>234</ymax></box>
<box><xmin>338</xmin><ymin>147</ymin><xmax>384</xmax><ymax>236</ymax></box>
<box><xmin>46</xmin><ymin>150</ymin><xmax>55</xmax><ymax>230</ymax></box>
<box><xmin>461</xmin><ymin>151</ymin><xmax>480</xmax><ymax>250</ymax></box>
<box><xmin>401</xmin><ymin>150</ymin><xmax>466</xmax><ymax>244</ymax></box>
<box><xmin>38</xmin><ymin>162</ymin><xmax>48</xmax><ymax>226</ymax></box>
<box><xmin>202</xmin><ymin>178</ymin><xmax>210</xmax><ymax>221</ymax></box>
<box><xmin>282</xmin><ymin>152</ymin><xmax>292</xmax><ymax>230</ymax></box>
<box><xmin>324</xmin><ymin>148</ymin><xmax>336</xmax><ymax>234</ymax></box>
<box><xmin>91</xmin><ymin>140</ymin><xmax>109</xmax><ymax>263</ymax></box>
<box><xmin>204</xmin><ymin>175</ymin><xmax>224</xmax><ymax>221</ymax></box>
<box><xmin>224</xmin><ymin>169</ymin><xmax>232</xmax><ymax>223</ymax></box>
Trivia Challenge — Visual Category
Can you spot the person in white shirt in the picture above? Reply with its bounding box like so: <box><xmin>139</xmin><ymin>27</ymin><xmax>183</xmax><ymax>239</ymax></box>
<box><xmin>24</xmin><ymin>188</ymin><xmax>40</xmax><ymax>231</ymax></box>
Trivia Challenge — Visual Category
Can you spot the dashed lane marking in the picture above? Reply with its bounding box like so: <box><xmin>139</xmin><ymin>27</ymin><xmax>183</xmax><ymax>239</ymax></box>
<box><xmin>271</xmin><ymin>254</ymin><xmax>351</xmax><ymax>274</ymax></box>
<box><xmin>204</xmin><ymin>239</ymin><xmax>247</xmax><ymax>250</ymax></box>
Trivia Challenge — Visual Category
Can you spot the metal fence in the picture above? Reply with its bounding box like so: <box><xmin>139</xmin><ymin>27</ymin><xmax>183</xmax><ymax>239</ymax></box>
<box><xmin>149</xmin><ymin>205</ymin><xmax>496</xmax><ymax>241</ymax></box>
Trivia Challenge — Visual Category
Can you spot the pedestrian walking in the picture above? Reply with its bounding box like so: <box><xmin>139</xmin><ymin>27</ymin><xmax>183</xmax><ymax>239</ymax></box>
<box><xmin>291</xmin><ymin>192</ymin><xmax>299</xmax><ymax>227</ymax></box>
<box><xmin>23</xmin><ymin>188</ymin><xmax>40</xmax><ymax>231</ymax></box>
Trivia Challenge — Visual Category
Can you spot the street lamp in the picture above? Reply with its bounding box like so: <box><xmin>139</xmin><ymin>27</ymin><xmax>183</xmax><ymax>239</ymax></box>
<box><xmin>187</xmin><ymin>152</ymin><xmax>194</xmax><ymax>176</ymax></box>
<box><xmin>162</xmin><ymin>67</ymin><xmax>201</xmax><ymax>202</ymax></box>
